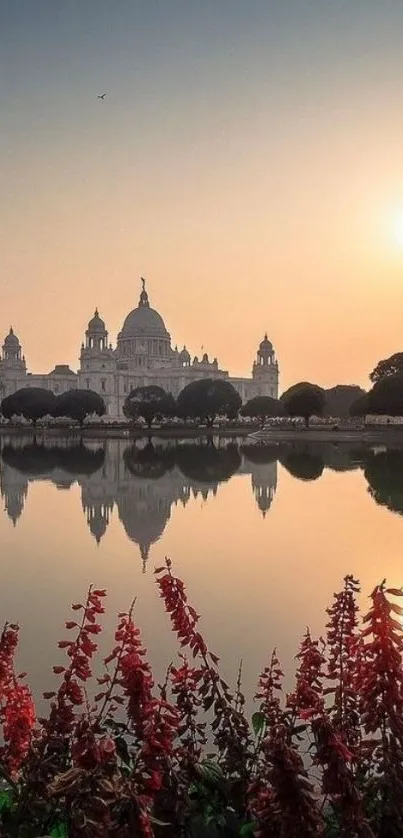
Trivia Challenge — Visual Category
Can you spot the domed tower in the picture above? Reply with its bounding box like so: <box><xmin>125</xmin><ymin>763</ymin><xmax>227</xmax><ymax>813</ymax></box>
<box><xmin>1</xmin><ymin>328</ymin><xmax>26</xmax><ymax>372</ymax></box>
<box><xmin>78</xmin><ymin>310</ymin><xmax>116</xmax><ymax>414</ymax></box>
<box><xmin>252</xmin><ymin>334</ymin><xmax>279</xmax><ymax>398</ymax></box>
<box><xmin>0</xmin><ymin>328</ymin><xmax>27</xmax><ymax>396</ymax></box>
<box><xmin>116</xmin><ymin>278</ymin><xmax>171</xmax><ymax>367</ymax></box>
<box><xmin>178</xmin><ymin>346</ymin><xmax>191</xmax><ymax>367</ymax></box>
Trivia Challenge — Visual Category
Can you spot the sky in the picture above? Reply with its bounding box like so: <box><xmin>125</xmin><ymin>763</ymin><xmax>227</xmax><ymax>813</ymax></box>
<box><xmin>2</xmin><ymin>0</ymin><xmax>403</xmax><ymax>391</ymax></box>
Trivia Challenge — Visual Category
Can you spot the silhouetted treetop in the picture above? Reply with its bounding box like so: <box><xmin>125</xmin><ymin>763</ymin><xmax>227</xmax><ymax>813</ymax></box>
<box><xmin>281</xmin><ymin>382</ymin><xmax>326</xmax><ymax>426</ymax></box>
<box><xmin>370</xmin><ymin>352</ymin><xmax>403</xmax><ymax>383</ymax></box>
<box><xmin>325</xmin><ymin>385</ymin><xmax>367</xmax><ymax>417</ymax></box>
<box><xmin>367</xmin><ymin>373</ymin><xmax>403</xmax><ymax>416</ymax></box>
<box><xmin>54</xmin><ymin>389</ymin><xmax>106</xmax><ymax>426</ymax></box>
<box><xmin>1</xmin><ymin>388</ymin><xmax>56</xmax><ymax>426</ymax></box>
<box><xmin>123</xmin><ymin>386</ymin><xmax>176</xmax><ymax>428</ymax></box>
<box><xmin>176</xmin><ymin>379</ymin><xmax>241</xmax><ymax>426</ymax></box>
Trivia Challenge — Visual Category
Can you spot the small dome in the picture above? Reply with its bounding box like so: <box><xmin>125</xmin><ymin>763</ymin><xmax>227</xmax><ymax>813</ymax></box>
<box><xmin>4</xmin><ymin>327</ymin><xmax>20</xmax><ymax>347</ymax></box>
<box><xmin>178</xmin><ymin>346</ymin><xmax>190</xmax><ymax>363</ymax></box>
<box><xmin>259</xmin><ymin>333</ymin><xmax>273</xmax><ymax>353</ymax></box>
<box><xmin>48</xmin><ymin>364</ymin><xmax>76</xmax><ymax>377</ymax></box>
<box><xmin>88</xmin><ymin>309</ymin><xmax>106</xmax><ymax>333</ymax></box>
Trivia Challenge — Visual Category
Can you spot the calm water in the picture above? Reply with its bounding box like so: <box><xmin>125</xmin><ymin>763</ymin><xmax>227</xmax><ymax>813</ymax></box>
<box><xmin>1</xmin><ymin>434</ymin><xmax>403</xmax><ymax>706</ymax></box>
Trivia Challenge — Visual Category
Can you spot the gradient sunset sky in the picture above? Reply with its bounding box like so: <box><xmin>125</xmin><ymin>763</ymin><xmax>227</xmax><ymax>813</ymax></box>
<box><xmin>2</xmin><ymin>1</ymin><xmax>403</xmax><ymax>390</ymax></box>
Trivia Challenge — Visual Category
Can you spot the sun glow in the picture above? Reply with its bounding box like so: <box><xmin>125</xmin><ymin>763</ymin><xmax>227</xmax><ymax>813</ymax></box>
<box><xmin>393</xmin><ymin>212</ymin><xmax>403</xmax><ymax>247</ymax></box>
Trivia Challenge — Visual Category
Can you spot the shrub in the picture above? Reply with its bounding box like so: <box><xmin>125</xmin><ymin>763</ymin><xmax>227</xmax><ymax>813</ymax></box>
<box><xmin>0</xmin><ymin>565</ymin><xmax>401</xmax><ymax>837</ymax></box>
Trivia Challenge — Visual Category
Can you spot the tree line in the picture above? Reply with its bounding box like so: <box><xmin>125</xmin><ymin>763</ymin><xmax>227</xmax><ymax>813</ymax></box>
<box><xmin>3</xmin><ymin>349</ymin><xmax>403</xmax><ymax>426</ymax></box>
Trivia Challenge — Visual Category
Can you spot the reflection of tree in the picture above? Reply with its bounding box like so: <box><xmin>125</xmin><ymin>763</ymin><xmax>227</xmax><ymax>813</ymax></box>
<box><xmin>318</xmin><ymin>444</ymin><xmax>366</xmax><ymax>473</ymax></box>
<box><xmin>123</xmin><ymin>443</ymin><xmax>176</xmax><ymax>479</ymax></box>
<box><xmin>1</xmin><ymin>442</ymin><xmax>105</xmax><ymax>477</ymax></box>
<box><xmin>280</xmin><ymin>446</ymin><xmax>324</xmax><ymax>481</ymax></box>
<box><xmin>241</xmin><ymin>443</ymin><xmax>282</xmax><ymax>465</ymax></box>
<box><xmin>364</xmin><ymin>450</ymin><xmax>403</xmax><ymax>516</ymax></box>
<box><xmin>174</xmin><ymin>443</ymin><xmax>241</xmax><ymax>483</ymax></box>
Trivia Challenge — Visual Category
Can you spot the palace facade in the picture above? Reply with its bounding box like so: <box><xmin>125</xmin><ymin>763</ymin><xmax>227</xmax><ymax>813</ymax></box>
<box><xmin>0</xmin><ymin>280</ymin><xmax>279</xmax><ymax>417</ymax></box>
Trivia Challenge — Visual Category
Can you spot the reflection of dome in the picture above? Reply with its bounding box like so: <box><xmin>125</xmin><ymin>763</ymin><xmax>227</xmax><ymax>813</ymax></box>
<box><xmin>88</xmin><ymin>309</ymin><xmax>106</xmax><ymax>332</ymax></box>
<box><xmin>117</xmin><ymin>487</ymin><xmax>172</xmax><ymax>570</ymax></box>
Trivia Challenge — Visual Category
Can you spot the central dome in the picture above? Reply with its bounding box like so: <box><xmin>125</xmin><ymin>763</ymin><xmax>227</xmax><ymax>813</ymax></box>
<box><xmin>121</xmin><ymin>305</ymin><xmax>168</xmax><ymax>338</ymax></box>
<box><xmin>120</xmin><ymin>280</ymin><xmax>169</xmax><ymax>339</ymax></box>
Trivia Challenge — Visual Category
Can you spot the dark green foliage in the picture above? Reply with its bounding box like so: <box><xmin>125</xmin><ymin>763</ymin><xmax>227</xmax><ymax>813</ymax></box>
<box><xmin>281</xmin><ymin>382</ymin><xmax>326</xmax><ymax>425</ymax></box>
<box><xmin>176</xmin><ymin>379</ymin><xmax>241</xmax><ymax>426</ymax></box>
<box><xmin>1</xmin><ymin>387</ymin><xmax>56</xmax><ymax>425</ymax></box>
<box><xmin>366</xmin><ymin>373</ymin><xmax>403</xmax><ymax>416</ymax></box>
<box><xmin>349</xmin><ymin>393</ymin><xmax>371</xmax><ymax>416</ymax></box>
<box><xmin>240</xmin><ymin>396</ymin><xmax>284</xmax><ymax>427</ymax></box>
<box><xmin>123</xmin><ymin>385</ymin><xmax>176</xmax><ymax>427</ymax></box>
<box><xmin>324</xmin><ymin>385</ymin><xmax>367</xmax><ymax>417</ymax></box>
<box><xmin>370</xmin><ymin>351</ymin><xmax>403</xmax><ymax>383</ymax></box>
<box><xmin>53</xmin><ymin>389</ymin><xmax>106</xmax><ymax>425</ymax></box>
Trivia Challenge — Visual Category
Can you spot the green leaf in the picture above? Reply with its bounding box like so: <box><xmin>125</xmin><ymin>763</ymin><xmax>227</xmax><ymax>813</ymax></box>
<box><xmin>115</xmin><ymin>736</ymin><xmax>131</xmax><ymax>767</ymax></box>
<box><xmin>50</xmin><ymin>823</ymin><xmax>68</xmax><ymax>838</ymax></box>
<box><xmin>251</xmin><ymin>711</ymin><xmax>266</xmax><ymax>737</ymax></box>
<box><xmin>196</xmin><ymin>759</ymin><xmax>225</xmax><ymax>787</ymax></box>
<box><xmin>239</xmin><ymin>824</ymin><xmax>254</xmax><ymax>837</ymax></box>
<box><xmin>0</xmin><ymin>788</ymin><xmax>14</xmax><ymax>813</ymax></box>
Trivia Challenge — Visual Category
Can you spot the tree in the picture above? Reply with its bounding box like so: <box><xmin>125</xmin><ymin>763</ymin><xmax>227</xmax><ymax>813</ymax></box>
<box><xmin>1</xmin><ymin>387</ymin><xmax>56</xmax><ymax>426</ymax></box>
<box><xmin>53</xmin><ymin>389</ymin><xmax>106</xmax><ymax>426</ymax></box>
<box><xmin>367</xmin><ymin>373</ymin><xmax>403</xmax><ymax>416</ymax></box>
<box><xmin>176</xmin><ymin>378</ymin><xmax>242</xmax><ymax>427</ymax></box>
<box><xmin>349</xmin><ymin>393</ymin><xmax>370</xmax><ymax>417</ymax></box>
<box><xmin>123</xmin><ymin>386</ymin><xmax>176</xmax><ymax>428</ymax></box>
<box><xmin>370</xmin><ymin>351</ymin><xmax>403</xmax><ymax>383</ymax></box>
<box><xmin>324</xmin><ymin>385</ymin><xmax>367</xmax><ymax>417</ymax></box>
<box><xmin>240</xmin><ymin>396</ymin><xmax>285</xmax><ymax>427</ymax></box>
<box><xmin>281</xmin><ymin>382</ymin><xmax>326</xmax><ymax>426</ymax></box>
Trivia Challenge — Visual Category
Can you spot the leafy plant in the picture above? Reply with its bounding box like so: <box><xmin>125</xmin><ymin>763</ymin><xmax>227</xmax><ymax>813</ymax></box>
<box><xmin>0</xmin><ymin>566</ymin><xmax>402</xmax><ymax>836</ymax></box>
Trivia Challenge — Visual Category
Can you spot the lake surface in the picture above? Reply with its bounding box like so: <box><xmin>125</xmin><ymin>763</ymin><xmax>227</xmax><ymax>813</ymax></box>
<box><xmin>1</xmin><ymin>434</ymin><xmax>403</xmax><ymax>708</ymax></box>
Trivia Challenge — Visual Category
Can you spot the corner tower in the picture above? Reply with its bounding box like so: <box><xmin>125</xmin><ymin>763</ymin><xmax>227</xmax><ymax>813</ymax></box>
<box><xmin>78</xmin><ymin>310</ymin><xmax>116</xmax><ymax>414</ymax></box>
<box><xmin>252</xmin><ymin>334</ymin><xmax>279</xmax><ymax>398</ymax></box>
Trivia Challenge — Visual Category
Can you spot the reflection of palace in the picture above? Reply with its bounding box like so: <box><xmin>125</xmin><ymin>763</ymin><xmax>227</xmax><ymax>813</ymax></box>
<box><xmin>0</xmin><ymin>439</ymin><xmax>278</xmax><ymax>567</ymax></box>
<box><xmin>0</xmin><ymin>279</ymin><xmax>279</xmax><ymax>414</ymax></box>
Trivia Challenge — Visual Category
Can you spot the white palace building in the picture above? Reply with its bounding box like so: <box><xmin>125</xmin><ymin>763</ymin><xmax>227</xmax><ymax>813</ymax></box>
<box><xmin>0</xmin><ymin>279</ymin><xmax>279</xmax><ymax>418</ymax></box>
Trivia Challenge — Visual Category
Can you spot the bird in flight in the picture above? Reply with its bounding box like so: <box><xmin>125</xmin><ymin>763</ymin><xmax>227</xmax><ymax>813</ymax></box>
<box><xmin>97</xmin><ymin>93</ymin><xmax>106</xmax><ymax>100</ymax></box>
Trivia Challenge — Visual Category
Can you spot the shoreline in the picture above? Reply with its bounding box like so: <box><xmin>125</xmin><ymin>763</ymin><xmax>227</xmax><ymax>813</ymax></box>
<box><xmin>1</xmin><ymin>424</ymin><xmax>403</xmax><ymax>445</ymax></box>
